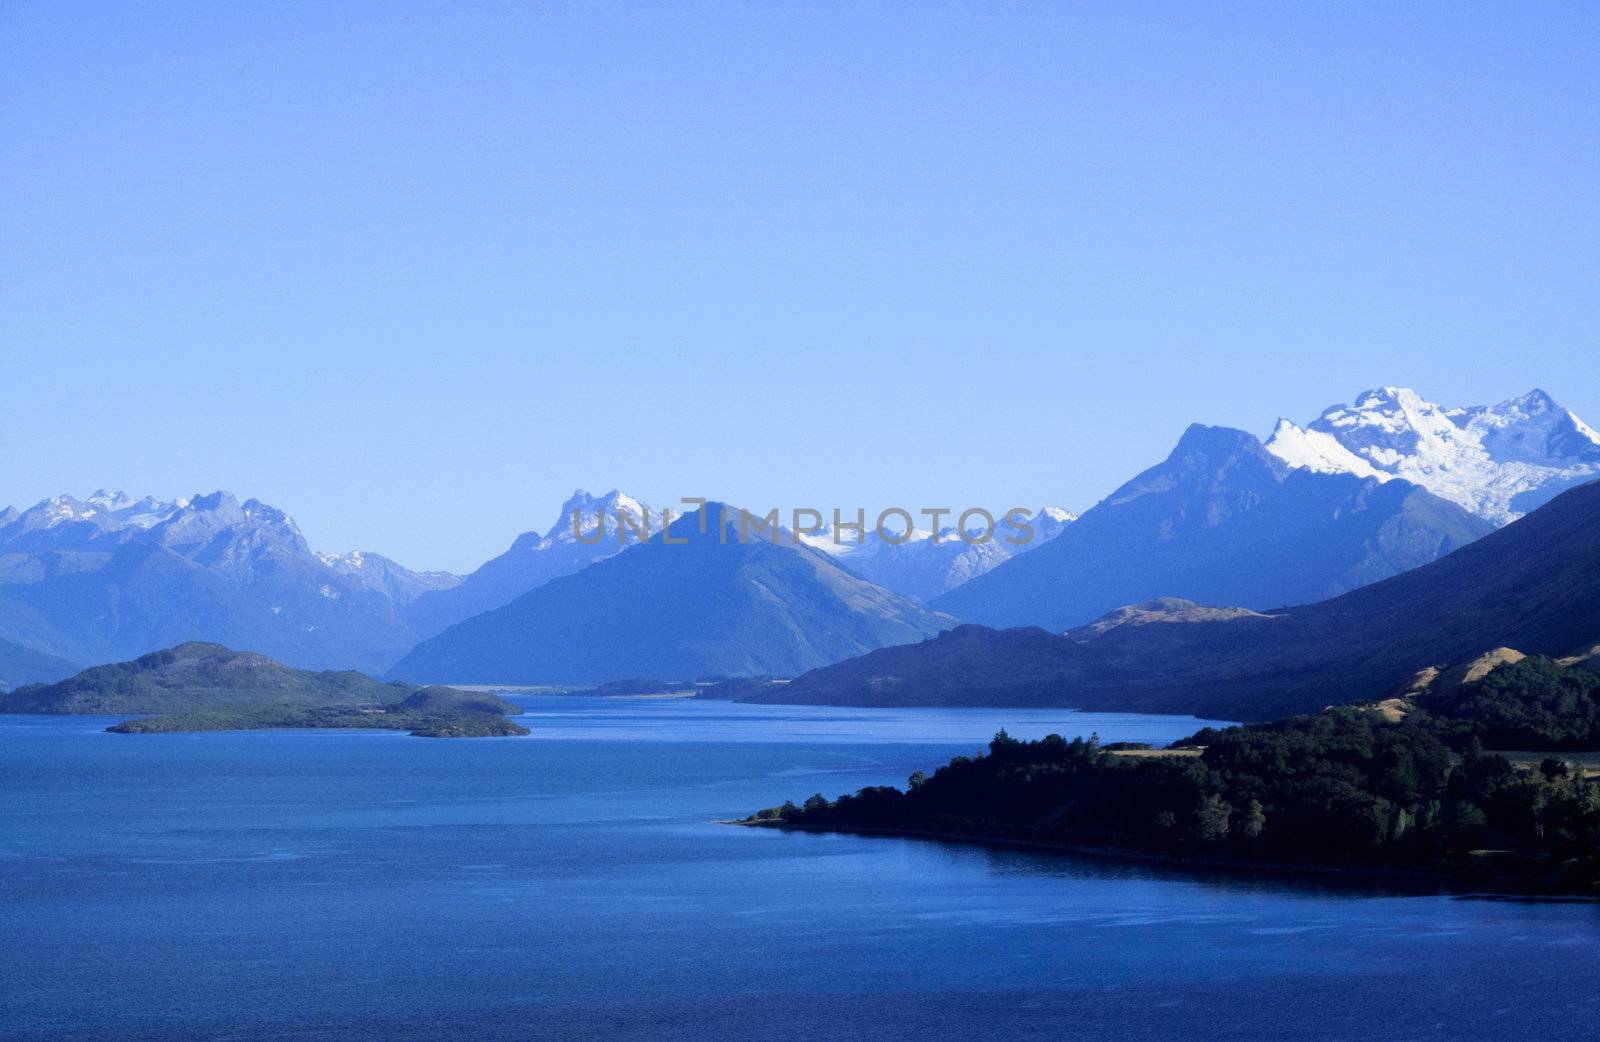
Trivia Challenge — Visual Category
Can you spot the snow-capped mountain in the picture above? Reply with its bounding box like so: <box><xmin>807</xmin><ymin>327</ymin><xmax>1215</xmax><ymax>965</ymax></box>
<box><xmin>796</xmin><ymin>507</ymin><xmax>1077</xmax><ymax>602</ymax></box>
<box><xmin>403</xmin><ymin>489</ymin><xmax>663</xmax><ymax>639</ymax></box>
<box><xmin>934</xmin><ymin>424</ymin><xmax>1493</xmax><ymax>631</ymax></box>
<box><xmin>1266</xmin><ymin>388</ymin><xmax>1600</xmax><ymax>524</ymax></box>
<box><xmin>317</xmin><ymin>549</ymin><xmax>462</xmax><ymax>606</ymax></box>
<box><xmin>0</xmin><ymin>490</ymin><xmax>454</xmax><ymax>678</ymax></box>
<box><xmin>0</xmin><ymin>490</ymin><xmax>186</xmax><ymax>554</ymax></box>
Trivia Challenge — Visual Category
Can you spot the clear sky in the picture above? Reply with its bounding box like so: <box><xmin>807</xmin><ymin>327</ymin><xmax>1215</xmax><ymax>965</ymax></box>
<box><xmin>3</xmin><ymin>2</ymin><xmax>1596</xmax><ymax>572</ymax></box>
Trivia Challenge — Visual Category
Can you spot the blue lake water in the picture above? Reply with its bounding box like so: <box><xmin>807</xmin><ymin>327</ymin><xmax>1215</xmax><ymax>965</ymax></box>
<box><xmin>3</xmin><ymin>697</ymin><xmax>1599</xmax><ymax>1041</ymax></box>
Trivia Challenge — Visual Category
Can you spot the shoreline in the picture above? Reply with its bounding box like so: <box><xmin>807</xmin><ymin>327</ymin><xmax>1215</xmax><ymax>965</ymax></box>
<box><xmin>727</xmin><ymin>819</ymin><xmax>1596</xmax><ymax>900</ymax></box>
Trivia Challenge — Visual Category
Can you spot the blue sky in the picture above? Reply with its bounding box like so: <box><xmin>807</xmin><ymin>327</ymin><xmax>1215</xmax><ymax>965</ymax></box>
<box><xmin>3</xmin><ymin>2</ymin><xmax>1596</xmax><ymax>571</ymax></box>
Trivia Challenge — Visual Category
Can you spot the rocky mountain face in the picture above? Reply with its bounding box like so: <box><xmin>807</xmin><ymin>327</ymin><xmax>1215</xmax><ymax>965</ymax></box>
<box><xmin>1266</xmin><ymin>387</ymin><xmax>1600</xmax><ymax>524</ymax></box>
<box><xmin>932</xmin><ymin>424</ymin><xmax>1493</xmax><ymax>631</ymax></box>
<box><xmin>391</xmin><ymin>503</ymin><xmax>959</xmax><ymax>686</ymax></box>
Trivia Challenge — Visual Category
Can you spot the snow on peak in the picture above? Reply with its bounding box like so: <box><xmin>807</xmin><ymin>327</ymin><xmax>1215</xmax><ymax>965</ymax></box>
<box><xmin>8</xmin><ymin>491</ymin><xmax>188</xmax><ymax>534</ymax></box>
<box><xmin>317</xmin><ymin>549</ymin><xmax>367</xmax><ymax>571</ymax></box>
<box><xmin>599</xmin><ymin>490</ymin><xmax>650</xmax><ymax>521</ymax></box>
<box><xmin>40</xmin><ymin>495</ymin><xmax>92</xmax><ymax>524</ymax></box>
<box><xmin>545</xmin><ymin>488</ymin><xmax>655</xmax><ymax>542</ymax></box>
<box><xmin>1266</xmin><ymin>387</ymin><xmax>1600</xmax><ymax>524</ymax></box>
<box><xmin>558</xmin><ymin>488</ymin><xmax>597</xmax><ymax>513</ymax></box>
<box><xmin>86</xmin><ymin>489</ymin><xmax>138</xmax><ymax>512</ymax></box>
<box><xmin>1354</xmin><ymin>385</ymin><xmax>1427</xmax><ymax>409</ymax></box>
<box><xmin>1264</xmin><ymin>418</ymin><xmax>1389</xmax><ymax>482</ymax></box>
<box><xmin>241</xmin><ymin>498</ymin><xmax>298</xmax><ymax>530</ymax></box>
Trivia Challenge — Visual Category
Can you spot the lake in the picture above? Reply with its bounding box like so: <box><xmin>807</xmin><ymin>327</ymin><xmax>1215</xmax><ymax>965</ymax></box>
<box><xmin>3</xmin><ymin>697</ymin><xmax>1598</xmax><ymax>1041</ymax></box>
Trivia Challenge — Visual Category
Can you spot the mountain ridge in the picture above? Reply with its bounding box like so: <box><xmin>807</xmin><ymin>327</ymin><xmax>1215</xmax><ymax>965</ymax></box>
<box><xmin>932</xmin><ymin>422</ymin><xmax>1492</xmax><ymax>630</ymax></box>
<box><xmin>0</xmin><ymin>490</ymin><xmax>447</xmax><ymax>677</ymax></box>
<box><xmin>401</xmin><ymin>488</ymin><xmax>662</xmax><ymax>639</ymax></box>
<box><xmin>392</xmin><ymin>502</ymin><xmax>958</xmax><ymax>685</ymax></box>
<box><xmin>1265</xmin><ymin>386</ymin><xmax>1600</xmax><ymax>523</ymax></box>
<box><xmin>727</xmin><ymin>477</ymin><xmax>1600</xmax><ymax>721</ymax></box>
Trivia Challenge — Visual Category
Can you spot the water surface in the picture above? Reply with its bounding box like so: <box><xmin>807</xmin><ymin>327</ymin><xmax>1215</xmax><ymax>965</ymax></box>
<box><xmin>2</xmin><ymin>698</ymin><xmax>1596</xmax><ymax>1041</ymax></box>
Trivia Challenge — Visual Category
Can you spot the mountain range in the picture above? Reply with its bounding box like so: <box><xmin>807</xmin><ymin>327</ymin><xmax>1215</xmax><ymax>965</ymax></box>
<box><xmin>932</xmin><ymin>423</ymin><xmax>1493</xmax><ymax>630</ymax></box>
<box><xmin>1265</xmin><ymin>387</ymin><xmax>1600</xmax><ymax>523</ymax></box>
<box><xmin>0</xmin><ymin>491</ymin><xmax>436</xmax><ymax>676</ymax></box>
<box><xmin>798</xmin><ymin>507</ymin><xmax>1077</xmax><ymax>602</ymax></box>
<box><xmin>391</xmin><ymin>503</ymin><xmax>957</xmax><ymax>685</ymax></box>
<box><xmin>728</xmin><ymin>476</ymin><xmax>1600</xmax><ymax>721</ymax></box>
<box><xmin>402</xmin><ymin>489</ymin><xmax>662</xmax><ymax>639</ymax></box>
<box><xmin>1</xmin><ymin>386</ymin><xmax>1593</xmax><ymax>698</ymax></box>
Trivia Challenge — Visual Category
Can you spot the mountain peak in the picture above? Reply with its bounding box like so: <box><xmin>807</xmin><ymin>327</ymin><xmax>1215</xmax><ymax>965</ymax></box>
<box><xmin>407</xmin><ymin>489</ymin><xmax>666</xmax><ymax>639</ymax></box>
<box><xmin>1355</xmin><ymin>385</ymin><xmax>1426</xmax><ymax>408</ymax></box>
<box><xmin>662</xmin><ymin>500</ymin><xmax>745</xmax><ymax>543</ymax></box>
<box><xmin>1265</xmin><ymin>419</ymin><xmax>1388</xmax><ymax>482</ymax></box>
<box><xmin>1268</xmin><ymin>386</ymin><xmax>1600</xmax><ymax>523</ymax></box>
<box><xmin>391</xmin><ymin>497</ymin><xmax>954</xmax><ymax>686</ymax></box>
<box><xmin>1507</xmin><ymin>388</ymin><xmax>1558</xmax><ymax>413</ymax></box>
<box><xmin>545</xmin><ymin>488</ymin><xmax>653</xmax><ymax>542</ymax></box>
<box><xmin>1168</xmin><ymin>424</ymin><xmax>1277</xmax><ymax>470</ymax></box>
<box><xmin>559</xmin><ymin>488</ymin><xmax>596</xmax><ymax>512</ymax></box>
<box><xmin>241</xmin><ymin>498</ymin><xmax>296</xmax><ymax>528</ymax></box>
<box><xmin>185</xmin><ymin>490</ymin><xmax>241</xmax><ymax>513</ymax></box>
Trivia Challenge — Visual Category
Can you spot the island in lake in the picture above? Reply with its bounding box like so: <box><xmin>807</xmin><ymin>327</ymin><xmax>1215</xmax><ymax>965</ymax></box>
<box><xmin>745</xmin><ymin>650</ymin><xmax>1600</xmax><ymax>895</ymax></box>
<box><xmin>0</xmin><ymin>642</ymin><xmax>528</xmax><ymax>738</ymax></box>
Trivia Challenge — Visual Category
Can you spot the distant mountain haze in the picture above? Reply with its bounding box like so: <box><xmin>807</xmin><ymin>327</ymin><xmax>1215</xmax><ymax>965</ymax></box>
<box><xmin>797</xmin><ymin>507</ymin><xmax>1076</xmax><ymax>602</ymax></box>
<box><xmin>0</xmin><ymin>491</ymin><xmax>445</xmax><ymax>678</ymax></box>
<box><xmin>390</xmin><ymin>502</ymin><xmax>958</xmax><ymax>686</ymax></box>
<box><xmin>2</xmin><ymin>386</ymin><xmax>1592</xmax><ymax>693</ymax></box>
<box><xmin>402</xmin><ymin>489</ymin><xmax>662</xmax><ymax>640</ymax></box>
<box><xmin>0</xmin><ymin>634</ymin><xmax>79</xmax><ymax>691</ymax></box>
